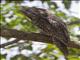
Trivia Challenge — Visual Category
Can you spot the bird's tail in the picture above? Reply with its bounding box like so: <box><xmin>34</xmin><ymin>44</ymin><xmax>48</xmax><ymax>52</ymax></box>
<box><xmin>52</xmin><ymin>37</ymin><xmax>68</xmax><ymax>60</ymax></box>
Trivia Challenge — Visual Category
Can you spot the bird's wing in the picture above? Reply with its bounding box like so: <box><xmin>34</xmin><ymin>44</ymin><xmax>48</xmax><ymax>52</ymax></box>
<box><xmin>47</xmin><ymin>14</ymin><xmax>70</xmax><ymax>45</ymax></box>
<box><xmin>48</xmin><ymin>14</ymin><xmax>70</xmax><ymax>56</ymax></box>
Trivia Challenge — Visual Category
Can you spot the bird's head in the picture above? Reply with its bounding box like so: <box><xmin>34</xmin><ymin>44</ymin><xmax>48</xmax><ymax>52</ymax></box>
<box><xmin>20</xmin><ymin>7</ymin><xmax>48</xmax><ymax>22</ymax></box>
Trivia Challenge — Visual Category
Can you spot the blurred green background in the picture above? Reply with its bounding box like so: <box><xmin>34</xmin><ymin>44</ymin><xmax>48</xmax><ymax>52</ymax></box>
<box><xmin>0</xmin><ymin>0</ymin><xmax>80</xmax><ymax>60</ymax></box>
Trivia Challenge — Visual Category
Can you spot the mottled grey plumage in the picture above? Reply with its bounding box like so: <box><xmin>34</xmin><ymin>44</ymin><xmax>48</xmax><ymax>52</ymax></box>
<box><xmin>20</xmin><ymin>7</ymin><xmax>70</xmax><ymax>57</ymax></box>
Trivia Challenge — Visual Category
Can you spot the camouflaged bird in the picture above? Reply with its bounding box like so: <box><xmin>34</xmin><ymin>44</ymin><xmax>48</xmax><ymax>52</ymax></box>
<box><xmin>20</xmin><ymin>7</ymin><xmax>70</xmax><ymax>58</ymax></box>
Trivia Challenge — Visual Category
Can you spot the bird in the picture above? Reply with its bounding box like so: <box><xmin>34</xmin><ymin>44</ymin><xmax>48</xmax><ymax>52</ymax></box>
<box><xmin>20</xmin><ymin>7</ymin><xmax>70</xmax><ymax>59</ymax></box>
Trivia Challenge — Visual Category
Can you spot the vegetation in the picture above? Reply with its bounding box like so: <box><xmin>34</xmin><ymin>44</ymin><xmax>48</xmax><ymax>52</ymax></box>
<box><xmin>0</xmin><ymin>0</ymin><xmax>80</xmax><ymax>60</ymax></box>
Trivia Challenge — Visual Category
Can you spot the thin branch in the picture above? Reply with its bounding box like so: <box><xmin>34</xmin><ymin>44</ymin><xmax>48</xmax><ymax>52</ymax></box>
<box><xmin>0</xmin><ymin>39</ymin><xmax>19</xmax><ymax>48</ymax></box>
<box><xmin>68</xmin><ymin>41</ymin><xmax>80</xmax><ymax>49</ymax></box>
<box><xmin>0</xmin><ymin>27</ymin><xmax>80</xmax><ymax>49</ymax></box>
<box><xmin>68</xmin><ymin>20</ymin><xmax>80</xmax><ymax>25</ymax></box>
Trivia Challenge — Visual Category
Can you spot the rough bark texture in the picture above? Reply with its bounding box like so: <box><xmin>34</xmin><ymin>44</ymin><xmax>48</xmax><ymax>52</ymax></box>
<box><xmin>0</xmin><ymin>27</ymin><xmax>80</xmax><ymax>49</ymax></box>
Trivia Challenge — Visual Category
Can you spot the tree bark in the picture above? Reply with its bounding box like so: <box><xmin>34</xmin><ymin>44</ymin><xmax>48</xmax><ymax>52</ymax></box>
<box><xmin>0</xmin><ymin>27</ymin><xmax>80</xmax><ymax>49</ymax></box>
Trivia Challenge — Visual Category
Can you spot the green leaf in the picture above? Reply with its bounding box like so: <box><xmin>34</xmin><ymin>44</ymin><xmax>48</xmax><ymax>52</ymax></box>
<box><xmin>0</xmin><ymin>54</ymin><xmax>6</xmax><ymax>60</ymax></box>
<box><xmin>62</xmin><ymin>0</ymin><xmax>71</xmax><ymax>9</ymax></box>
<box><xmin>55</xmin><ymin>11</ymin><xmax>68</xmax><ymax>19</ymax></box>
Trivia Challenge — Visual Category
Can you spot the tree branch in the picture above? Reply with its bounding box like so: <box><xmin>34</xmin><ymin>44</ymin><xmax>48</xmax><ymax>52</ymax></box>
<box><xmin>0</xmin><ymin>39</ymin><xmax>19</xmax><ymax>48</ymax></box>
<box><xmin>0</xmin><ymin>27</ymin><xmax>52</xmax><ymax>48</ymax></box>
<box><xmin>0</xmin><ymin>27</ymin><xmax>80</xmax><ymax>49</ymax></box>
<box><xmin>68</xmin><ymin>20</ymin><xmax>80</xmax><ymax>25</ymax></box>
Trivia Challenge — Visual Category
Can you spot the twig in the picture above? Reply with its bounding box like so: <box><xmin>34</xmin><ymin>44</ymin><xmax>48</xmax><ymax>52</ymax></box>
<box><xmin>0</xmin><ymin>39</ymin><xmax>19</xmax><ymax>48</ymax></box>
<box><xmin>68</xmin><ymin>20</ymin><xmax>80</xmax><ymax>25</ymax></box>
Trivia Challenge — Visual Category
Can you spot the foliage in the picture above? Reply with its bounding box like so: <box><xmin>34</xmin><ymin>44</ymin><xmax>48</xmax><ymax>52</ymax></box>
<box><xmin>0</xmin><ymin>0</ymin><xmax>80</xmax><ymax>60</ymax></box>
